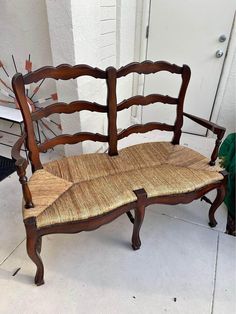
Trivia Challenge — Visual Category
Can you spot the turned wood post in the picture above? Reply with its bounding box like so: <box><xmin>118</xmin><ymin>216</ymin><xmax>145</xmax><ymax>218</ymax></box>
<box><xmin>16</xmin><ymin>164</ymin><xmax>34</xmax><ymax>209</ymax></box>
<box><xmin>209</xmin><ymin>129</ymin><xmax>225</xmax><ymax>166</ymax></box>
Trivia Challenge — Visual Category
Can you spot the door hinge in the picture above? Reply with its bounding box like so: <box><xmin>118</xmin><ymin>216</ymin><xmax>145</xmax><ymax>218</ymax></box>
<box><xmin>146</xmin><ymin>25</ymin><xmax>149</xmax><ymax>39</ymax></box>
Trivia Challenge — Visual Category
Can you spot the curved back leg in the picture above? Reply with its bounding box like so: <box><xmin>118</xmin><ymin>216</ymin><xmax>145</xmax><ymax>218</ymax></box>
<box><xmin>208</xmin><ymin>174</ymin><xmax>227</xmax><ymax>227</ymax></box>
<box><xmin>132</xmin><ymin>189</ymin><xmax>147</xmax><ymax>250</ymax></box>
<box><xmin>26</xmin><ymin>234</ymin><xmax>44</xmax><ymax>286</ymax></box>
<box><xmin>25</xmin><ymin>219</ymin><xmax>44</xmax><ymax>286</ymax></box>
<box><xmin>36</xmin><ymin>237</ymin><xmax>42</xmax><ymax>254</ymax></box>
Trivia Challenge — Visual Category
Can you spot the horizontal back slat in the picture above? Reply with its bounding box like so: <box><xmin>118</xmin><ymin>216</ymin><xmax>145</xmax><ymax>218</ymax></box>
<box><xmin>24</xmin><ymin>64</ymin><xmax>106</xmax><ymax>84</ymax></box>
<box><xmin>38</xmin><ymin>132</ymin><xmax>108</xmax><ymax>152</ymax></box>
<box><xmin>117</xmin><ymin>122</ymin><xmax>174</xmax><ymax>140</ymax></box>
<box><xmin>117</xmin><ymin>94</ymin><xmax>178</xmax><ymax>111</ymax></box>
<box><xmin>32</xmin><ymin>101</ymin><xmax>107</xmax><ymax>121</ymax></box>
<box><xmin>117</xmin><ymin>60</ymin><xmax>182</xmax><ymax>78</ymax></box>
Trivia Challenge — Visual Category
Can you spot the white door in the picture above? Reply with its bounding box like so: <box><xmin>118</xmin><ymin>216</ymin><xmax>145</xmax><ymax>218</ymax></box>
<box><xmin>142</xmin><ymin>0</ymin><xmax>235</xmax><ymax>135</ymax></box>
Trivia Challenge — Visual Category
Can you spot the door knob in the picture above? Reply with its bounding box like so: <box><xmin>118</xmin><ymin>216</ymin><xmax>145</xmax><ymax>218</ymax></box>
<box><xmin>219</xmin><ymin>34</ymin><xmax>227</xmax><ymax>42</ymax></box>
<box><xmin>215</xmin><ymin>50</ymin><xmax>224</xmax><ymax>58</ymax></box>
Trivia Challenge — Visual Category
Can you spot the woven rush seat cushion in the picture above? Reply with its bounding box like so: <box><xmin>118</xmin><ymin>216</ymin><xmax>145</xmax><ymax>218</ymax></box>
<box><xmin>24</xmin><ymin>142</ymin><xmax>223</xmax><ymax>228</ymax></box>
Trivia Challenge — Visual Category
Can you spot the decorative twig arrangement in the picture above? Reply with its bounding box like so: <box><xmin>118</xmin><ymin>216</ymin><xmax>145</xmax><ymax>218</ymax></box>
<box><xmin>0</xmin><ymin>55</ymin><xmax>62</xmax><ymax>143</ymax></box>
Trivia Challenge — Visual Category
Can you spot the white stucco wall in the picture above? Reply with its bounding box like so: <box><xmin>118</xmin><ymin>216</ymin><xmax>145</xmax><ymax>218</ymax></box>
<box><xmin>116</xmin><ymin>0</ymin><xmax>137</xmax><ymax>130</ymax></box>
<box><xmin>71</xmin><ymin>0</ymin><xmax>137</xmax><ymax>153</ymax></box>
<box><xmin>0</xmin><ymin>0</ymin><xmax>53</xmax><ymax>96</ymax></box>
<box><xmin>46</xmin><ymin>0</ymin><xmax>83</xmax><ymax>156</ymax></box>
<box><xmin>0</xmin><ymin>0</ymin><xmax>62</xmax><ymax>148</ymax></box>
<box><xmin>46</xmin><ymin>0</ymin><xmax>137</xmax><ymax>154</ymax></box>
<box><xmin>70</xmin><ymin>0</ymin><xmax>113</xmax><ymax>153</ymax></box>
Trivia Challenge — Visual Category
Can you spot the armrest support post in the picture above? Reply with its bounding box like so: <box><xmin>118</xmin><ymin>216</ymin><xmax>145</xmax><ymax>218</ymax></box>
<box><xmin>209</xmin><ymin>130</ymin><xmax>225</xmax><ymax>166</ymax></box>
<box><xmin>16</xmin><ymin>163</ymin><xmax>34</xmax><ymax>209</ymax></box>
<box><xmin>12</xmin><ymin>135</ymin><xmax>34</xmax><ymax>208</ymax></box>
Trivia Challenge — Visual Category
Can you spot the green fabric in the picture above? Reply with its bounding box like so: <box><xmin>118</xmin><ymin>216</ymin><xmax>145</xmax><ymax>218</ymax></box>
<box><xmin>219</xmin><ymin>133</ymin><xmax>236</xmax><ymax>218</ymax></box>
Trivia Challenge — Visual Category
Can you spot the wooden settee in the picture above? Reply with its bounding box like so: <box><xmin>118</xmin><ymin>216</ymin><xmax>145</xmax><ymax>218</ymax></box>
<box><xmin>12</xmin><ymin>61</ymin><xmax>227</xmax><ymax>286</ymax></box>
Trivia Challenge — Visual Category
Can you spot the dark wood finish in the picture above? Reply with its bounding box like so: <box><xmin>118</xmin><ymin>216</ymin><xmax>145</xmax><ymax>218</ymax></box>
<box><xmin>32</xmin><ymin>100</ymin><xmax>107</xmax><ymax>121</ymax></box>
<box><xmin>117</xmin><ymin>94</ymin><xmax>178</xmax><ymax>111</ymax></box>
<box><xmin>12</xmin><ymin>60</ymin><xmax>192</xmax><ymax>169</ymax></box>
<box><xmin>12</xmin><ymin>74</ymin><xmax>42</xmax><ymax>172</ymax></box>
<box><xmin>117</xmin><ymin>60</ymin><xmax>182</xmax><ymax>77</ymax></box>
<box><xmin>25</xmin><ymin>218</ymin><xmax>44</xmax><ymax>286</ymax></box>
<box><xmin>38</xmin><ymin>132</ymin><xmax>108</xmax><ymax>152</ymax></box>
<box><xmin>12</xmin><ymin>60</ymin><xmax>227</xmax><ymax>286</ymax></box>
<box><xmin>117</xmin><ymin>122</ymin><xmax>174</xmax><ymax>140</ymax></box>
<box><xmin>210</xmin><ymin>138</ymin><xmax>224</xmax><ymax>166</ymax></box>
<box><xmin>106</xmin><ymin>67</ymin><xmax>118</xmax><ymax>156</ymax></box>
<box><xmin>183</xmin><ymin>112</ymin><xmax>226</xmax><ymax>165</ymax></box>
<box><xmin>16</xmin><ymin>165</ymin><xmax>34</xmax><ymax>209</ymax></box>
<box><xmin>132</xmin><ymin>189</ymin><xmax>147</xmax><ymax>250</ymax></box>
<box><xmin>208</xmin><ymin>170</ymin><xmax>227</xmax><ymax>227</ymax></box>
<box><xmin>11</xmin><ymin>134</ymin><xmax>34</xmax><ymax>209</ymax></box>
<box><xmin>183</xmin><ymin>112</ymin><xmax>226</xmax><ymax>135</ymax></box>
<box><xmin>126</xmin><ymin>211</ymin><xmax>135</xmax><ymax>224</ymax></box>
<box><xmin>24</xmin><ymin>64</ymin><xmax>106</xmax><ymax>84</ymax></box>
<box><xmin>172</xmin><ymin>65</ymin><xmax>191</xmax><ymax>144</ymax></box>
<box><xmin>36</xmin><ymin>237</ymin><xmax>42</xmax><ymax>254</ymax></box>
<box><xmin>11</xmin><ymin>133</ymin><xmax>27</xmax><ymax>165</ymax></box>
<box><xmin>117</xmin><ymin>61</ymin><xmax>190</xmax><ymax>141</ymax></box>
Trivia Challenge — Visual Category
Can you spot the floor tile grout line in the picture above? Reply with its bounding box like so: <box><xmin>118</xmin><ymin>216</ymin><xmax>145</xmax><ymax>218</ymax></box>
<box><xmin>0</xmin><ymin>238</ymin><xmax>25</xmax><ymax>266</ymax></box>
<box><xmin>155</xmin><ymin>211</ymin><xmax>226</xmax><ymax>234</ymax></box>
<box><xmin>210</xmin><ymin>232</ymin><xmax>220</xmax><ymax>314</ymax></box>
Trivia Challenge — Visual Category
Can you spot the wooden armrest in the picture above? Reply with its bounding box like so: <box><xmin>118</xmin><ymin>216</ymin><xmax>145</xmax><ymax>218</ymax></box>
<box><xmin>183</xmin><ymin>112</ymin><xmax>225</xmax><ymax>136</ymax></box>
<box><xmin>11</xmin><ymin>134</ymin><xmax>28</xmax><ymax>169</ymax></box>
<box><xmin>11</xmin><ymin>135</ymin><xmax>34</xmax><ymax>209</ymax></box>
<box><xmin>183</xmin><ymin>112</ymin><xmax>226</xmax><ymax>166</ymax></box>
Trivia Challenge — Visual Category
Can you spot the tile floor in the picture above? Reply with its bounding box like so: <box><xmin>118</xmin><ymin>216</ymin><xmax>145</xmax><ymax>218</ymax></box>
<box><xmin>0</xmin><ymin>130</ymin><xmax>235</xmax><ymax>314</ymax></box>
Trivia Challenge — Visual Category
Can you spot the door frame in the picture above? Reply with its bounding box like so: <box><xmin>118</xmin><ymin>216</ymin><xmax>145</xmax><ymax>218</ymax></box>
<box><xmin>132</xmin><ymin>0</ymin><xmax>236</xmax><ymax>130</ymax></box>
<box><xmin>210</xmin><ymin>14</ymin><xmax>236</xmax><ymax>125</ymax></box>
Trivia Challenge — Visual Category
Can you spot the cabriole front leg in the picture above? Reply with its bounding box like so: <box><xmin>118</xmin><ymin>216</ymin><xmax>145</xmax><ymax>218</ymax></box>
<box><xmin>25</xmin><ymin>218</ymin><xmax>44</xmax><ymax>286</ymax></box>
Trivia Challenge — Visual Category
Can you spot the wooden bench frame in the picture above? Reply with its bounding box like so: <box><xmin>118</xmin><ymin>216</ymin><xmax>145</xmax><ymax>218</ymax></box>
<box><xmin>11</xmin><ymin>61</ymin><xmax>227</xmax><ymax>286</ymax></box>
